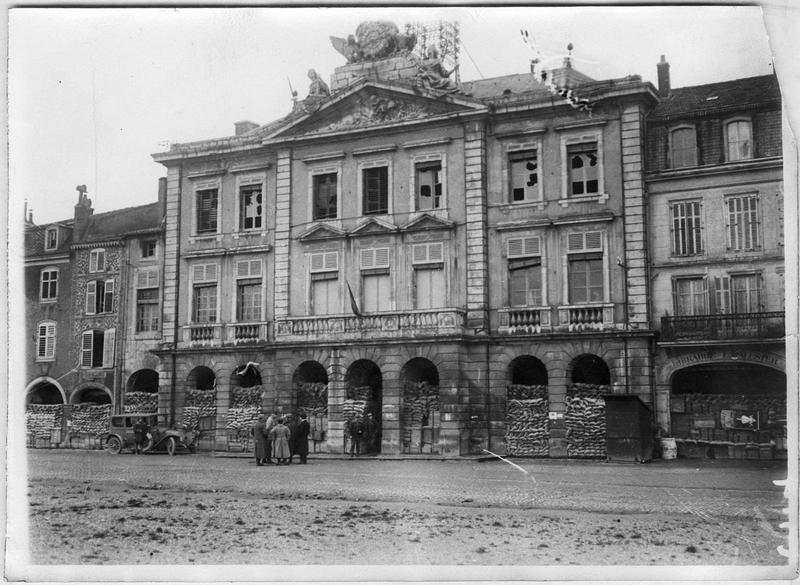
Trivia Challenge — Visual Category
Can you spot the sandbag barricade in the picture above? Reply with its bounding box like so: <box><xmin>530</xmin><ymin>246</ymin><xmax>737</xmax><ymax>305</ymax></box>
<box><xmin>505</xmin><ymin>385</ymin><xmax>549</xmax><ymax>457</ymax></box>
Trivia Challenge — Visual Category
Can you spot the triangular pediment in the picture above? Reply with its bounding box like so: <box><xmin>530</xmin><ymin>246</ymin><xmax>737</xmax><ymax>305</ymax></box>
<box><xmin>401</xmin><ymin>213</ymin><xmax>455</xmax><ymax>232</ymax></box>
<box><xmin>349</xmin><ymin>217</ymin><xmax>398</xmax><ymax>237</ymax></box>
<box><xmin>265</xmin><ymin>81</ymin><xmax>487</xmax><ymax>140</ymax></box>
<box><xmin>298</xmin><ymin>223</ymin><xmax>347</xmax><ymax>241</ymax></box>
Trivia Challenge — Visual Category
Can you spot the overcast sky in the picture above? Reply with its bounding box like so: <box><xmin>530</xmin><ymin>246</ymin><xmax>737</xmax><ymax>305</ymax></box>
<box><xmin>8</xmin><ymin>5</ymin><xmax>790</xmax><ymax>225</ymax></box>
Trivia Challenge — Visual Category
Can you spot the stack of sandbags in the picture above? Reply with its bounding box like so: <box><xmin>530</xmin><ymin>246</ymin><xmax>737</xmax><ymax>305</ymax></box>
<box><xmin>71</xmin><ymin>404</ymin><xmax>111</xmax><ymax>436</ymax></box>
<box><xmin>505</xmin><ymin>398</ymin><xmax>549</xmax><ymax>456</ymax></box>
<box><xmin>507</xmin><ymin>384</ymin><xmax>548</xmax><ymax>400</ymax></box>
<box><xmin>182</xmin><ymin>389</ymin><xmax>216</xmax><ymax>430</ymax></box>
<box><xmin>401</xmin><ymin>382</ymin><xmax>440</xmax><ymax>446</ymax></box>
<box><xmin>347</xmin><ymin>385</ymin><xmax>373</xmax><ymax>401</ymax></box>
<box><xmin>124</xmin><ymin>392</ymin><xmax>158</xmax><ymax>413</ymax></box>
<box><xmin>26</xmin><ymin>404</ymin><xmax>63</xmax><ymax>438</ymax></box>
<box><xmin>225</xmin><ymin>406</ymin><xmax>261</xmax><ymax>438</ymax></box>
<box><xmin>231</xmin><ymin>386</ymin><xmax>262</xmax><ymax>408</ymax></box>
<box><xmin>343</xmin><ymin>399</ymin><xmax>367</xmax><ymax>422</ymax></box>
<box><xmin>565</xmin><ymin>383</ymin><xmax>608</xmax><ymax>458</ymax></box>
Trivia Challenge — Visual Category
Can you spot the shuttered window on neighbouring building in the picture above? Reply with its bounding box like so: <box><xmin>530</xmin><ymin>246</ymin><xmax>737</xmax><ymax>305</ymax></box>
<box><xmin>672</xmin><ymin>277</ymin><xmax>708</xmax><ymax>316</ymax></box>
<box><xmin>37</xmin><ymin>322</ymin><xmax>56</xmax><ymax>360</ymax></box>
<box><xmin>80</xmin><ymin>328</ymin><xmax>115</xmax><ymax>368</ymax></box>
<box><xmin>726</xmin><ymin>195</ymin><xmax>760</xmax><ymax>251</ymax></box>
<box><xmin>671</xmin><ymin>201</ymin><xmax>703</xmax><ymax>256</ymax></box>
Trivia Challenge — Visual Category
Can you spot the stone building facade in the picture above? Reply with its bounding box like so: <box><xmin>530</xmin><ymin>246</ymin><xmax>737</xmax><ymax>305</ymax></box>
<box><xmin>645</xmin><ymin>58</ymin><xmax>785</xmax><ymax>458</ymax></box>
<box><xmin>152</xmin><ymin>28</ymin><xmax>660</xmax><ymax>457</ymax></box>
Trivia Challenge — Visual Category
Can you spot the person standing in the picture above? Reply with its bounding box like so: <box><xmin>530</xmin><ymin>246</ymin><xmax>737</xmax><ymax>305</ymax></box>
<box><xmin>133</xmin><ymin>417</ymin><xmax>149</xmax><ymax>455</ymax></box>
<box><xmin>252</xmin><ymin>415</ymin><xmax>269</xmax><ymax>466</ymax></box>
<box><xmin>293</xmin><ymin>413</ymin><xmax>311</xmax><ymax>464</ymax></box>
<box><xmin>348</xmin><ymin>417</ymin><xmax>364</xmax><ymax>457</ymax></box>
<box><xmin>269</xmin><ymin>417</ymin><xmax>292</xmax><ymax>465</ymax></box>
<box><xmin>264</xmin><ymin>412</ymin><xmax>278</xmax><ymax>464</ymax></box>
<box><xmin>285</xmin><ymin>414</ymin><xmax>297</xmax><ymax>463</ymax></box>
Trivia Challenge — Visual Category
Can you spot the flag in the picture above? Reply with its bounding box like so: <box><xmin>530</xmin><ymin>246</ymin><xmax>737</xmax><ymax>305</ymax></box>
<box><xmin>346</xmin><ymin>281</ymin><xmax>361</xmax><ymax>317</ymax></box>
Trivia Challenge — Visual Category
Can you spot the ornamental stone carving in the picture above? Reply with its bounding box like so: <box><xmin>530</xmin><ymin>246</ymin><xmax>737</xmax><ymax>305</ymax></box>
<box><xmin>330</xmin><ymin>21</ymin><xmax>416</xmax><ymax>63</ymax></box>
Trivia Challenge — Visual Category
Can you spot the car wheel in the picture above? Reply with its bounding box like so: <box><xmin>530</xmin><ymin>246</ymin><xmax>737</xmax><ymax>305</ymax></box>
<box><xmin>105</xmin><ymin>436</ymin><xmax>122</xmax><ymax>455</ymax></box>
<box><xmin>166</xmin><ymin>436</ymin><xmax>176</xmax><ymax>456</ymax></box>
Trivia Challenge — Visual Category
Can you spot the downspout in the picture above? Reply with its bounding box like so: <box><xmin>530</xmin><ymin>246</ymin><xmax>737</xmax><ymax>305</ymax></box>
<box><xmin>169</xmin><ymin>164</ymin><xmax>183</xmax><ymax>427</ymax></box>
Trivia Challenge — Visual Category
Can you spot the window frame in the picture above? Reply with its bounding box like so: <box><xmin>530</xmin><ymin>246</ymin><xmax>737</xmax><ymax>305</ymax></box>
<box><xmin>236</xmin><ymin>173</ymin><xmax>266</xmax><ymax>233</ymax></box>
<box><xmin>135</xmin><ymin>268</ymin><xmax>160</xmax><ymax>333</ymax></box>
<box><xmin>192</xmin><ymin>179</ymin><xmax>221</xmax><ymax>236</ymax></box>
<box><xmin>85</xmin><ymin>278</ymin><xmax>115</xmax><ymax>315</ymax></box>
<box><xmin>308</xmin><ymin>165</ymin><xmax>342</xmax><ymax>222</ymax></box>
<box><xmin>306</xmin><ymin>251</ymin><xmax>340</xmax><ymax>316</ymax></box>
<box><xmin>359</xmin><ymin>247</ymin><xmax>393</xmax><ymax>313</ymax></box>
<box><xmin>723</xmin><ymin>117</ymin><xmax>753</xmax><ymax>162</ymax></box>
<box><xmin>140</xmin><ymin>238</ymin><xmax>158</xmax><ymax>259</ymax></box>
<box><xmin>669</xmin><ymin>199</ymin><xmax>704</xmax><ymax>257</ymax></box>
<box><xmin>410</xmin><ymin>152</ymin><xmax>447</xmax><ymax>212</ymax></box>
<box><xmin>563</xmin><ymin>230</ymin><xmax>609</xmax><ymax>305</ymax></box>
<box><xmin>44</xmin><ymin>227</ymin><xmax>58</xmax><ymax>251</ymax></box>
<box><xmin>672</xmin><ymin>275</ymin><xmax>709</xmax><ymax>316</ymax></box>
<box><xmin>559</xmin><ymin>131</ymin><xmax>607</xmax><ymax>204</ymax></box>
<box><xmin>358</xmin><ymin>159</ymin><xmax>392</xmax><ymax>216</ymax></box>
<box><xmin>36</xmin><ymin>321</ymin><xmax>56</xmax><ymax>361</ymax></box>
<box><xmin>80</xmin><ymin>328</ymin><xmax>115</xmax><ymax>369</ymax></box>
<box><xmin>39</xmin><ymin>267</ymin><xmax>59</xmax><ymax>302</ymax></box>
<box><xmin>668</xmin><ymin>124</ymin><xmax>698</xmax><ymax>169</ymax></box>
<box><xmin>505</xmin><ymin>141</ymin><xmax>544</xmax><ymax>206</ymax></box>
<box><xmin>88</xmin><ymin>248</ymin><xmax>106</xmax><ymax>273</ymax></box>
<box><xmin>411</xmin><ymin>242</ymin><xmax>448</xmax><ymax>309</ymax></box>
<box><xmin>189</xmin><ymin>262</ymin><xmax>219</xmax><ymax>324</ymax></box>
<box><xmin>724</xmin><ymin>193</ymin><xmax>760</xmax><ymax>252</ymax></box>
<box><xmin>233</xmin><ymin>258</ymin><xmax>264</xmax><ymax>323</ymax></box>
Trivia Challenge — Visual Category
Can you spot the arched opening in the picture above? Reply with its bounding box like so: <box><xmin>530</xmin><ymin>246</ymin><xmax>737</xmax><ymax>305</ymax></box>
<box><xmin>26</xmin><ymin>380</ymin><xmax>65</xmax><ymax>446</ymax></box>
<box><xmin>344</xmin><ymin>360</ymin><xmax>382</xmax><ymax>455</ymax></box>
<box><xmin>185</xmin><ymin>366</ymin><xmax>217</xmax><ymax>446</ymax></box>
<box><xmin>400</xmin><ymin>358</ymin><xmax>440</xmax><ymax>454</ymax></box>
<box><xmin>505</xmin><ymin>355</ymin><xmax>549</xmax><ymax>457</ymax></box>
<box><xmin>230</xmin><ymin>363</ymin><xmax>262</xmax><ymax>388</ymax></box>
<box><xmin>566</xmin><ymin>354</ymin><xmax>610</xmax><ymax>458</ymax></box>
<box><xmin>70</xmin><ymin>385</ymin><xmax>112</xmax><ymax>438</ymax></box>
<box><xmin>227</xmin><ymin>363</ymin><xmax>265</xmax><ymax>449</ymax></box>
<box><xmin>669</xmin><ymin>363</ymin><xmax>786</xmax><ymax>459</ymax></box>
<box><xmin>293</xmin><ymin>361</ymin><xmax>329</xmax><ymax>452</ymax></box>
<box><xmin>125</xmin><ymin>369</ymin><xmax>159</xmax><ymax>413</ymax></box>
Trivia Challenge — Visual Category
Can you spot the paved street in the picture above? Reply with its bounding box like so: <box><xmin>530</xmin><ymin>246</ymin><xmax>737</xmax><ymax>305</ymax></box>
<box><xmin>20</xmin><ymin>450</ymin><xmax>791</xmax><ymax>569</ymax></box>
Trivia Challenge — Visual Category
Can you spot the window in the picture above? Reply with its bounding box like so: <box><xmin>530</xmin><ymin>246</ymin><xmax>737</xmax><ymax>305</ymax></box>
<box><xmin>86</xmin><ymin>279</ymin><xmax>114</xmax><ymax>314</ymax></box>
<box><xmin>45</xmin><ymin>227</ymin><xmax>58</xmax><ymax>251</ymax></box>
<box><xmin>415</xmin><ymin>162</ymin><xmax>442</xmax><ymax>210</ymax></box>
<box><xmin>566</xmin><ymin>231</ymin><xmax>604</xmax><ymax>304</ymax></box>
<box><xmin>673</xmin><ymin>277</ymin><xmax>708</xmax><ymax>316</ymax></box>
<box><xmin>732</xmin><ymin>273</ymin><xmax>761</xmax><ymax>313</ymax></box>
<box><xmin>80</xmin><ymin>328</ymin><xmax>115</xmax><ymax>368</ymax></box>
<box><xmin>312</xmin><ymin>173</ymin><xmax>338</xmax><ymax>220</ymax></box>
<box><xmin>360</xmin><ymin>247</ymin><xmax>391</xmax><ymax>313</ymax></box>
<box><xmin>671</xmin><ymin>201</ymin><xmax>703</xmax><ymax>256</ymax></box>
<box><xmin>196</xmin><ymin>187</ymin><xmax>219</xmax><ymax>234</ymax></box>
<box><xmin>89</xmin><ymin>249</ymin><xmax>105</xmax><ymax>272</ymax></box>
<box><xmin>40</xmin><ymin>268</ymin><xmax>58</xmax><ymax>301</ymax></box>
<box><xmin>412</xmin><ymin>242</ymin><xmax>445</xmax><ymax>309</ymax></box>
<box><xmin>362</xmin><ymin>166</ymin><xmax>389</xmax><ymax>215</ymax></box>
<box><xmin>235</xmin><ymin>259</ymin><xmax>263</xmax><ymax>322</ymax></box>
<box><xmin>507</xmin><ymin>236</ymin><xmax>543</xmax><ymax>307</ymax></box>
<box><xmin>509</xmin><ymin>150</ymin><xmax>539</xmax><ymax>203</ymax></box>
<box><xmin>36</xmin><ymin>322</ymin><xmax>56</xmax><ymax>361</ymax></box>
<box><xmin>191</xmin><ymin>263</ymin><xmax>218</xmax><ymax>323</ymax></box>
<box><xmin>309</xmin><ymin>252</ymin><xmax>339</xmax><ymax>315</ymax></box>
<box><xmin>726</xmin><ymin>195</ymin><xmax>760</xmax><ymax>251</ymax></box>
<box><xmin>135</xmin><ymin>268</ymin><xmax>159</xmax><ymax>333</ymax></box>
<box><xmin>140</xmin><ymin>239</ymin><xmax>157</xmax><ymax>258</ymax></box>
<box><xmin>726</xmin><ymin>119</ymin><xmax>752</xmax><ymax>162</ymax></box>
<box><xmin>239</xmin><ymin>182</ymin><xmax>263</xmax><ymax>231</ymax></box>
<box><xmin>669</xmin><ymin>126</ymin><xmax>697</xmax><ymax>168</ymax></box>
<box><xmin>567</xmin><ymin>143</ymin><xmax>599</xmax><ymax>196</ymax></box>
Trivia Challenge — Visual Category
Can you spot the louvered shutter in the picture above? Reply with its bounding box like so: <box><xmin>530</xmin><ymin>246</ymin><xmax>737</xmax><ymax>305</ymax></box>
<box><xmin>412</xmin><ymin>244</ymin><xmax>428</xmax><ymax>264</ymax></box>
<box><xmin>671</xmin><ymin>278</ymin><xmax>679</xmax><ymax>316</ymax></box>
<box><xmin>714</xmin><ymin>276</ymin><xmax>731</xmax><ymax>314</ymax></box>
<box><xmin>310</xmin><ymin>252</ymin><xmax>338</xmax><ymax>273</ymax></box>
<box><xmin>567</xmin><ymin>233</ymin><xmax>585</xmax><ymax>252</ymax></box>
<box><xmin>104</xmin><ymin>280</ymin><xmax>115</xmax><ymax>313</ymax></box>
<box><xmin>81</xmin><ymin>331</ymin><xmax>94</xmax><ymax>367</ymax></box>
<box><xmin>428</xmin><ymin>242</ymin><xmax>443</xmax><ymax>262</ymax></box>
<box><xmin>86</xmin><ymin>281</ymin><xmax>97</xmax><ymax>314</ymax></box>
<box><xmin>507</xmin><ymin>236</ymin><xmax>540</xmax><ymax>258</ymax></box>
<box><xmin>102</xmin><ymin>328</ymin><xmax>116</xmax><ymax>368</ymax></box>
<box><xmin>567</xmin><ymin>231</ymin><xmax>602</xmax><ymax>252</ymax></box>
<box><xmin>44</xmin><ymin>323</ymin><xmax>56</xmax><ymax>358</ymax></box>
<box><xmin>585</xmin><ymin>231</ymin><xmax>602</xmax><ymax>251</ymax></box>
<box><xmin>412</xmin><ymin>242</ymin><xmax>444</xmax><ymax>265</ymax></box>
<box><xmin>137</xmin><ymin>269</ymin><xmax>159</xmax><ymax>288</ymax></box>
<box><xmin>192</xmin><ymin>263</ymin><xmax>217</xmax><ymax>282</ymax></box>
<box><xmin>236</xmin><ymin>259</ymin><xmax>262</xmax><ymax>278</ymax></box>
<box><xmin>361</xmin><ymin>248</ymin><xmax>390</xmax><ymax>269</ymax></box>
<box><xmin>37</xmin><ymin>325</ymin><xmax>48</xmax><ymax>358</ymax></box>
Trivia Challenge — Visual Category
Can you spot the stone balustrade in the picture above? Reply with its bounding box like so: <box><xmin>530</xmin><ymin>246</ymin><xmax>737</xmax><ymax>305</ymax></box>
<box><xmin>497</xmin><ymin>307</ymin><xmax>552</xmax><ymax>334</ymax></box>
<box><xmin>182</xmin><ymin>322</ymin><xmax>268</xmax><ymax>347</ymax></box>
<box><xmin>558</xmin><ymin>304</ymin><xmax>615</xmax><ymax>332</ymax></box>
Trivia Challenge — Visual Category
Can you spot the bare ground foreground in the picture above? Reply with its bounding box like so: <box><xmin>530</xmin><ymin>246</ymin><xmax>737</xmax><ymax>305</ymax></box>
<box><xmin>24</xmin><ymin>450</ymin><xmax>789</xmax><ymax>566</ymax></box>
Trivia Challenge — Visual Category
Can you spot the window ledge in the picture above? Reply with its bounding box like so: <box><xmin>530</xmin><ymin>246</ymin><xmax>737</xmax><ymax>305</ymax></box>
<box><xmin>233</xmin><ymin>230</ymin><xmax>269</xmax><ymax>240</ymax></box>
<box><xmin>497</xmin><ymin>200</ymin><xmax>547</xmax><ymax>211</ymax></box>
<box><xmin>35</xmin><ymin>357</ymin><xmax>55</xmax><ymax>363</ymax></box>
<box><xmin>134</xmin><ymin>333</ymin><xmax>160</xmax><ymax>340</ymax></box>
<box><xmin>39</xmin><ymin>299</ymin><xmax>58</xmax><ymax>304</ymax></box>
<box><xmin>189</xmin><ymin>234</ymin><xmax>223</xmax><ymax>244</ymax></box>
<box><xmin>558</xmin><ymin>193</ymin><xmax>609</xmax><ymax>207</ymax></box>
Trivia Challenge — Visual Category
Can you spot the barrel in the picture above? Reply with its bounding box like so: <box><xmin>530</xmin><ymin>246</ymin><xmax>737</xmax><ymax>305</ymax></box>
<box><xmin>661</xmin><ymin>438</ymin><xmax>677</xmax><ymax>460</ymax></box>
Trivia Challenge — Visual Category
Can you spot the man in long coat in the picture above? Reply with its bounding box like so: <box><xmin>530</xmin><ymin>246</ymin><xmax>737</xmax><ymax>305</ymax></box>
<box><xmin>292</xmin><ymin>413</ymin><xmax>311</xmax><ymax>464</ymax></box>
<box><xmin>252</xmin><ymin>415</ymin><xmax>269</xmax><ymax>466</ymax></box>
<box><xmin>264</xmin><ymin>412</ymin><xmax>278</xmax><ymax>464</ymax></box>
<box><xmin>269</xmin><ymin>418</ymin><xmax>292</xmax><ymax>465</ymax></box>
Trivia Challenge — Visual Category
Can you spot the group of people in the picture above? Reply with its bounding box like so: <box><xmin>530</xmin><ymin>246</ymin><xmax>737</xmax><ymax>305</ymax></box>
<box><xmin>252</xmin><ymin>412</ymin><xmax>310</xmax><ymax>466</ymax></box>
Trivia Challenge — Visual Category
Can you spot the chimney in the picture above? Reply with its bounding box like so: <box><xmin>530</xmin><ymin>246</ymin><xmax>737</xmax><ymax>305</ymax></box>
<box><xmin>234</xmin><ymin>120</ymin><xmax>259</xmax><ymax>136</ymax></box>
<box><xmin>657</xmin><ymin>54</ymin><xmax>670</xmax><ymax>97</ymax></box>
<box><xmin>73</xmin><ymin>184</ymin><xmax>93</xmax><ymax>241</ymax></box>
<box><xmin>158</xmin><ymin>177</ymin><xmax>167</xmax><ymax>218</ymax></box>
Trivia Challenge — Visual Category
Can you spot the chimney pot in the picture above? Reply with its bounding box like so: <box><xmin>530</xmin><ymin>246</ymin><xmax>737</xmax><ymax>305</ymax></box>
<box><xmin>234</xmin><ymin>120</ymin><xmax>259</xmax><ymax>136</ymax></box>
<box><xmin>657</xmin><ymin>55</ymin><xmax>670</xmax><ymax>97</ymax></box>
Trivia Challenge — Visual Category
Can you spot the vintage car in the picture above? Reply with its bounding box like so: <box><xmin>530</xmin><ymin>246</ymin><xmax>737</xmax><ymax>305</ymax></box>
<box><xmin>102</xmin><ymin>413</ymin><xmax>197</xmax><ymax>455</ymax></box>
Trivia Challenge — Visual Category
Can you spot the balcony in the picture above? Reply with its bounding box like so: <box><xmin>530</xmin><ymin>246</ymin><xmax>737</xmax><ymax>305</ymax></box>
<box><xmin>557</xmin><ymin>304</ymin><xmax>615</xmax><ymax>332</ymax></box>
<box><xmin>274</xmin><ymin>309</ymin><xmax>467</xmax><ymax>342</ymax></box>
<box><xmin>498</xmin><ymin>307</ymin><xmax>552</xmax><ymax>334</ymax></box>
<box><xmin>182</xmin><ymin>322</ymin><xmax>269</xmax><ymax>347</ymax></box>
<box><xmin>660</xmin><ymin>312</ymin><xmax>785</xmax><ymax>343</ymax></box>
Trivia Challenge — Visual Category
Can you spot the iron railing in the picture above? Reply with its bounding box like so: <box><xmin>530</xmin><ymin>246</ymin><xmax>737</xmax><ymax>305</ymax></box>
<box><xmin>660</xmin><ymin>311</ymin><xmax>785</xmax><ymax>342</ymax></box>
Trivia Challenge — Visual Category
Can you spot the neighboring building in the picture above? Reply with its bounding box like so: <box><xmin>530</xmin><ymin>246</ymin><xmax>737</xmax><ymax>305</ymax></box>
<box><xmin>645</xmin><ymin>57</ymin><xmax>786</xmax><ymax>458</ymax></box>
<box><xmin>24</xmin><ymin>185</ymin><xmax>165</xmax><ymax>447</ymax></box>
<box><xmin>152</xmin><ymin>23</ymin><xmax>658</xmax><ymax>457</ymax></box>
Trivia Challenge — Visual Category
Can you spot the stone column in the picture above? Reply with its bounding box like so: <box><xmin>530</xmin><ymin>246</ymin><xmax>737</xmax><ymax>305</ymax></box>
<box><xmin>214</xmin><ymin>369</ymin><xmax>231</xmax><ymax>451</ymax></box>
<box><xmin>463</xmin><ymin>120</ymin><xmax>489</xmax><ymax>332</ymax></box>
<box><xmin>326</xmin><ymin>347</ymin><xmax>346</xmax><ymax>453</ymax></box>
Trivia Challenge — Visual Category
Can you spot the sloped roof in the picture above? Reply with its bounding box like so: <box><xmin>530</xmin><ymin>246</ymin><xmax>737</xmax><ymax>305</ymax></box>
<box><xmin>81</xmin><ymin>201</ymin><xmax>162</xmax><ymax>242</ymax></box>
<box><xmin>24</xmin><ymin>221</ymin><xmax>74</xmax><ymax>257</ymax></box>
<box><xmin>651</xmin><ymin>74</ymin><xmax>780</xmax><ymax>120</ymax></box>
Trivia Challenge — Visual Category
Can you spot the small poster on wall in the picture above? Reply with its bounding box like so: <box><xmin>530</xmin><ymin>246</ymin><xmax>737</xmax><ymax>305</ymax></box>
<box><xmin>720</xmin><ymin>409</ymin><xmax>759</xmax><ymax>429</ymax></box>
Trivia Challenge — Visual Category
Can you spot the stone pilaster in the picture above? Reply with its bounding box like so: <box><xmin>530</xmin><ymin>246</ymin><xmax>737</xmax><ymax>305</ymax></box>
<box><xmin>621</xmin><ymin>105</ymin><xmax>650</xmax><ymax>329</ymax></box>
<box><xmin>326</xmin><ymin>347</ymin><xmax>346</xmax><ymax>453</ymax></box>
<box><xmin>160</xmin><ymin>165</ymin><xmax>182</xmax><ymax>345</ymax></box>
<box><xmin>463</xmin><ymin>120</ymin><xmax>489</xmax><ymax>332</ymax></box>
<box><xmin>273</xmin><ymin>150</ymin><xmax>292</xmax><ymax>320</ymax></box>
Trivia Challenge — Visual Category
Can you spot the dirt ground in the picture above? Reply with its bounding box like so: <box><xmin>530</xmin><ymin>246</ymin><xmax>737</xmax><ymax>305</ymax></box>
<box><xmin>27</xmin><ymin>475</ymin><xmax>786</xmax><ymax>566</ymax></box>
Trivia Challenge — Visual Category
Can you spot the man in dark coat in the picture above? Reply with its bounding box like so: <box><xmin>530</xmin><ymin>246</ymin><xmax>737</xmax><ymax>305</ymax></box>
<box><xmin>348</xmin><ymin>418</ymin><xmax>365</xmax><ymax>457</ymax></box>
<box><xmin>264</xmin><ymin>412</ymin><xmax>278</xmax><ymax>464</ymax></box>
<box><xmin>292</xmin><ymin>413</ymin><xmax>311</xmax><ymax>464</ymax></box>
<box><xmin>133</xmin><ymin>418</ymin><xmax>149</xmax><ymax>455</ymax></box>
<box><xmin>253</xmin><ymin>415</ymin><xmax>269</xmax><ymax>466</ymax></box>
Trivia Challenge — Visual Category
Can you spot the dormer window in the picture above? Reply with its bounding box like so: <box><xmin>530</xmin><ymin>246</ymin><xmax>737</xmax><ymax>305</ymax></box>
<box><xmin>44</xmin><ymin>227</ymin><xmax>58</xmax><ymax>251</ymax></box>
<box><xmin>668</xmin><ymin>126</ymin><xmax>697</xmax><ymax>168</ymax></box>
<box><xmin>725</xmin><ymin>118</ymin><xmax>752</xmax><ymax>162</ymax></box>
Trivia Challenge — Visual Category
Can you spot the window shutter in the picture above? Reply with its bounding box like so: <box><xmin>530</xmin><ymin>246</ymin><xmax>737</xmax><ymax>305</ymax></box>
<box><xmin>102</xmin><ymin>328</ymin><xmax>116</xmax><ymax>368</ymax></box>
<box><xmin>45</xmin><ymin>323</ymin><xmax>56</xmax><ymax>358</ymax></box>
<box><xmin>137</xmin><ymin>269</ymin><xmax>159</xmax><ymax>288</ymax></box>
<box><xmin>360</xmin><ymin>248</ymin><xmax>375</xmax><ymax>269</ymax></box>
<box><xmin>104</xmin><ymin>280</ymin><xmax>115</xmax><ymax>313</ymax></box>
<box><xmin>412</xmin><ymin>242</ymin><xmax>444</xmax><ymax>265</ymax></box>
<box><xmin>508</xmin><ymin>236</ymin><xmax>540</xmax><ymax>258</ymax></box>
<box><xmin>86</xmin><ymin>281</ymin><xmax>97</xmax><ymax>314</ymax></box>
<box><xmin>361</xmin><ymin>248</ymin><xmax>390</xmax><ymax>269</ymax></box>
<box><xmin>38</xmin><ymin>325</ymin><xmax>48</xmax><ymax>358</ymax></box>
<box><xmin>81</xmin><ymin>331</ymin><xmax>94</xmax><ymax>367</ymax></box>
<box><xmin>670</xmin><ymin>278</ymin><xmax>679</xmax><ymax>316</ymax></box>
<box><xmin>192</xmin><ymin>263</ymin><xmax>217</xmax><ymax>282</ymax></box>
<box><xmin>412</xmin><ymin>244</ymin><xmax>428</xmax><ymax>264</ymax></box>
<box><xmin>236</xmin><ymin>259</ymin><xmax>262</xmax><ymax>278</ymax></box>
<box><xmin>713</xmin><ymin>276</ymin><xmax>730</xmax><ymax>314</ymax></box>
<box><xmin>428</xmin><ymin>242</ymin><xmax>443</xmax><ymax>262</ymax></box>
<box><xmin>567</xmin><ymin>233</ymin><xmax>585</xmax><ymax>252</ymax></box>
<box><xmin>585</xmin><ymin>231</ymin><xmax>603</xmax><ymax>251</ymax></box>
<box><xmin>310</xmin><ymin>252</ymin><xmax>338</xmax><ymax>273</ymax></box>
<box><xmin>568</xmin><ymin>231</ymin><xmax>603</xmax><ymax>253</ymax></box>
